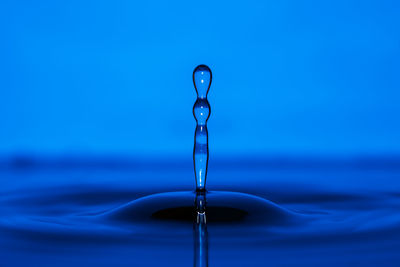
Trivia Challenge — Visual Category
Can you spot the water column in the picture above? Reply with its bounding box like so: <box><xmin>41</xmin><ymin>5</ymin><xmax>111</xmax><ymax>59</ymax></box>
<box><xmin>193</xmin><ymin>65</ymin><xmax>212</xmax><ymax>192</ymax></box>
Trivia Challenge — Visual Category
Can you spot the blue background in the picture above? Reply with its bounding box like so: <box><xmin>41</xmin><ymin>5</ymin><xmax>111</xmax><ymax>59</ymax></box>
<box><xmin>1</xmin><ymin>0</ymin><xmax>399</xmax><ymax>158</ymax></box>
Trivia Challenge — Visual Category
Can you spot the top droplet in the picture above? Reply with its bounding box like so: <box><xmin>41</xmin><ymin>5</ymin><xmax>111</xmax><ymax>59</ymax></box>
<box><xmin>193</xmin><ymin>65</ymin><xmax>212</xmax><ymax>99</ymax></box>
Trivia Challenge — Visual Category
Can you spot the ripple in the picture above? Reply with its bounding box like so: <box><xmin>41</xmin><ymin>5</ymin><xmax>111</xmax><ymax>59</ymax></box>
<box><xmin>103</xmin><ymin>191</ymin><xmax>307</xmax><ymax>227</ymax></box>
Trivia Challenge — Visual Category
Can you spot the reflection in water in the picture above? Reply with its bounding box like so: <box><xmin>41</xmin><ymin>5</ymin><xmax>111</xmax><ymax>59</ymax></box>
<box><xmin>194</xmin><ymin>191</ymin><xmax>208</xmax><ymax>267</ymax></box>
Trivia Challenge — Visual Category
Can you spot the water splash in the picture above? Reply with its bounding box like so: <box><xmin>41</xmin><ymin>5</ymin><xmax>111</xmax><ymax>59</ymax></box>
<box><xmin>193</xmin><ymin>65</ymin><xmax>212</xmax><ymax>191</ymax></box>
<box><xmin>1</xmin><ymin>64</ymin><xmax>400</xmax><ymax>265</ymax></box>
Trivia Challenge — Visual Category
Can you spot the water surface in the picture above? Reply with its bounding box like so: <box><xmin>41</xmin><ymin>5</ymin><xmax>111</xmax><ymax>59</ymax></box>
<box><xmin>1</xmin><ymin>156</ymin><xmax>399</xmax><ymax>266</ymax></box>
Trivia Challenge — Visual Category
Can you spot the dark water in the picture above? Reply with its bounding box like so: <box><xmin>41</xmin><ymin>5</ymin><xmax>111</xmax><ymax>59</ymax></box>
<box><xmin>1</xmin><ymin>157</ymin><xmax>400</xmax><ymax>266</ymax></box>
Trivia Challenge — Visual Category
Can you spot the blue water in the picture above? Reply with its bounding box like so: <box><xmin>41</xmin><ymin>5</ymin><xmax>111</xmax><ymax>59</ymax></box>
<box><xmin>1</xmin><ymin>156</ymin><xmax>399</xmax><ymax>266</ymax></box>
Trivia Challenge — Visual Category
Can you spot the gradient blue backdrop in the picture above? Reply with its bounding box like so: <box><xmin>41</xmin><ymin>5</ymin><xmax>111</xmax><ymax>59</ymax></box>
<box><xmin>1</xmin><ymin>0</ymin><xmax>399</xmax><ymax>158</ymax></box>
